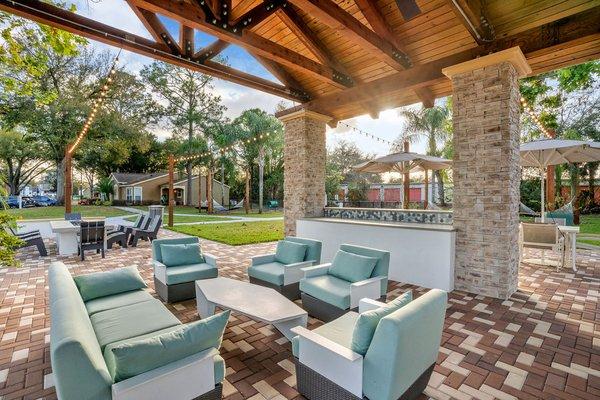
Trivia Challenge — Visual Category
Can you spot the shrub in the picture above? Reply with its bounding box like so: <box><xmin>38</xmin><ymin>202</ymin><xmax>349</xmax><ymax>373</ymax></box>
<box><xmin>0</xmin><ymin>189</ymin><xmax>23</xmax><ymax>266</ymax></box>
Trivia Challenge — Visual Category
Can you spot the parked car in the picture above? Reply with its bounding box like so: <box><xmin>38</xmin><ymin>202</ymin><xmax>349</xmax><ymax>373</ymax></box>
<box><xmin>3</xmin><ymin>196</ymin><xmax>19</xmax><ymax>208</ymax></box>
<box><xmin>21</xmin><ymin>196</ymin><xmax>37</xmax><ymax>207</ymax></box>
<box><xmin>78</xmin><ymin>197</ymin><xmax>101</xmax><ymax>205</ymax></box>
<box><xmin>32</xmin><ymin>195</ymin><xmax>57</xmax><ymax>207</ymax></box>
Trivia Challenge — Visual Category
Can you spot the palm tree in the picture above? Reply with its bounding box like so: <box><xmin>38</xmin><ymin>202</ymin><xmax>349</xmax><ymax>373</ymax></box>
<box><xmin>395</xmin><ymin>105</ymin><xmax>450</xmax><ymax>205</ymax></box>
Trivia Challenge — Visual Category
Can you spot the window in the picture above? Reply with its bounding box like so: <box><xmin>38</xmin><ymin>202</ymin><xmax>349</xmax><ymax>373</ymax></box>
<box><xmin>126</xmin><ymin>187</ymin><xmax>143</xmax><ymax>202</ymax></box>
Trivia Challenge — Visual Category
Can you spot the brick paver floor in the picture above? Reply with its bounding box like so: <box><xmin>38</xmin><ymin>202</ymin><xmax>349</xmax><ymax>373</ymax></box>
<box><xmin>1</xmin><ymin>229</ymin><xmax>599</xmax><ymax>399</ymax></box>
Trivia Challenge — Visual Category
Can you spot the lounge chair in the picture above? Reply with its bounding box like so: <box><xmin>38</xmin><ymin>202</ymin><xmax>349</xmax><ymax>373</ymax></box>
<box><xmin>117</xmin><ymin>214</ymin><xmax>147</xmax><ymax>243</ymax></box>
<box><xmin>299</xmin><ymin>244</ymin><xmax>389</xmax><ymax>322</ymax></box>
<box><xmin>9</xmin><ymin>226</ymin><xmax>48</xmax><ymax>257</ymax></box>
<box><xmin>291</xmin><ymin>289</ymin><xmax>447</xmax><ymax>400</ymax></box>
<box><xmin>130</xmin><ymin>215</ymin><xmax>161</xmax><ymax>247</ymax></box>
<box><xmin>248</xmin><ymin>237</ymin><xmax>322</xmax><ymax>300</ymax></box>
<box><xmin>152</xmin><ymin>237</ymin><xmax>218</xmax><ymax>302</ymax></box>
<box><xmin>106</xmin><ymin>229</ymin><xmax>128</xmax><ymax>249</ymax></box>
<box><xmin>520</xmin><ymin>222</ymin><xmax>565</xmax><ymax>269</ymax></box>
<box><xmin>79</xmin><ymin>220</ymin><xmax>105</xmax><ymax>261</ymax></box>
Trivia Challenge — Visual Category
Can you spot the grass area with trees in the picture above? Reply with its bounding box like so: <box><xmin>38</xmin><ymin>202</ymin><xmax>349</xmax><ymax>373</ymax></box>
<box><xmin>8</xmin><ymin>205</ymin><xmax>134</xmax><ymax>220</ymax></box>
<box><xmin>167</xmin><ymin>220</ymin><xmax>283</xmax><ymax>245</ymax></box>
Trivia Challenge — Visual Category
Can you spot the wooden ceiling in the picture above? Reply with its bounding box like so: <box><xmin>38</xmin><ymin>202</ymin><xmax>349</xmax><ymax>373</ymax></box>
<box><xmin>1</xmin><ymin>0</ymin><xmax>599</xmax><ymax>122</ymax></box>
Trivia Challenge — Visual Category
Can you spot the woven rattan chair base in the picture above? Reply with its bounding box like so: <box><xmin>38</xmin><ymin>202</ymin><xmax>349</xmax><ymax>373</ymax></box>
<box><xmin>194</xmin><ymin>383</ymin><xmax>222</xmax><ymax>400</ymax></box>
<box><xmin>295</xmin><ymin>359</ymin><xmax>434</xmax><ymax>400</ymax></box>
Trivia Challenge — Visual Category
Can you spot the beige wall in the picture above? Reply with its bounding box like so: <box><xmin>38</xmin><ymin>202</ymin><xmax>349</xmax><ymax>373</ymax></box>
<box><xmin>163</xmin><ymin>175</ymin><xmax>229</xmax><ymax>206</ymax></box>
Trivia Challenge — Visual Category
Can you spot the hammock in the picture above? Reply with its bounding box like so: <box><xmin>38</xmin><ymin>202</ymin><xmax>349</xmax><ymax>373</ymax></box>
<box><xmin>519</xmin><ymin>202</ymin><xmax>537</xmax><ymax>215</ymax></box>
<box><xmin>200</xmin><ymin>199</ymin><xmax>227</xmax><ymax>211</ymax></box>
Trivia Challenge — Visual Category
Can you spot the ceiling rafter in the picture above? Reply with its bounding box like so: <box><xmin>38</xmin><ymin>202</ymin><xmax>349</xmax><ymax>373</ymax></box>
<box><xmin>180</xmin><ymin>24</ymin><xmax>195</xmax><ymax>58</ymax></box>
<box><xmin>0</xmin><ymin>0</ymin><xmax>309</xmax><ymax>102</ymax></box>
<box><xmin>130</xmin><ymin>5</ymin><xmax>181</xmax><ymax>55</ymax></box>
<box><xmin>232</xmin><ymin>0</ymin><xmax>288</xmax><ymax>32</ymax></box>
<box><xmin>287</xmin><ymin>0</ymin><xmax>412</xmax><ymax>69</ymax></box>
<box><xmin>354</xmin><ymin>0</ymin><xmax>433</xmax><ymax>107</ymax></box>
<box><xmin>250</xmin><ymin>52</ymin><xmax>316</xmax><ymax>99</ymax></box>
<box><xmin>129</xmin><ymin>0</ymin><xmax>354</xmax><ymax>89</ymax></box>
<box><xmin>193</xmin><ymin>39</ymin><xmax>230</xmax><ymax>62</ymax></box>
<box><xmin>447</xmin><ymin>0</ymin><xmax>495</xmax><ymax>44</ymax></box>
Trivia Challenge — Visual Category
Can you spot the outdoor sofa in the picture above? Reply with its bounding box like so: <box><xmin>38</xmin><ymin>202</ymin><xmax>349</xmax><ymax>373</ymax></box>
<box><xmin>299</xmin><ymin>244</ymin><xmax>390</xmax><ymax>322</ymax></box>
<box><xmin>248</xmin><ymin>237</ymin><xmax>322</xmax><ymax>300</ymax></box>
<box><xmin>49</xmin><ymin>261</ymin><xmax>228</xmax><ymax>400</ymax></box>
<box><xmin>152</xmin><ymin>237</ymin><xmax>218</xmax><ymax>303</ymax></box>
<box><xmin>291</xmin><ymin>289</ymin><xmax>447</xmax><ymax>400</ymax></box>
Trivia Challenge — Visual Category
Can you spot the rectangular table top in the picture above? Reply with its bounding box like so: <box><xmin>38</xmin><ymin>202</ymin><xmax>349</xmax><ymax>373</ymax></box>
<box><xmin>49</xmin><ymin>220</ymin><xmax>80</xmax><ymax>233</ymax></box>
<box><xmin>195</xmin><ymin>277</ymin><xmax>307</xmax><ymax>324</ymax></box>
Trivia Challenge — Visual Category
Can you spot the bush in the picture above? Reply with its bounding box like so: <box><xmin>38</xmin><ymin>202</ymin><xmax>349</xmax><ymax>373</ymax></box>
<box><xmin>521</xmin><ymin>178</ymin><xmax>541</xmax><ymax>212</ymax></box>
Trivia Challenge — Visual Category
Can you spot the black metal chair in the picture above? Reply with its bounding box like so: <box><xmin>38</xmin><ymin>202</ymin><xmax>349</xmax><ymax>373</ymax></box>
<box><xmin>79</xmin><ymin>221</ymin><xmax>105</xmax><ymax>261</ymax></box>
<box><xmin>130</xmin><ymin>215</ymin><xmax>162</xmax><ymax>247</ymax></box>
<box><xmin>9</xmin><ymin>227</ymin><xmax>48</xmax><ymax>256</ymax></box>
<box><xmin>65</xmin><ymin>212</ymin><xmax>82</xmax><ymax>221</ymax></box>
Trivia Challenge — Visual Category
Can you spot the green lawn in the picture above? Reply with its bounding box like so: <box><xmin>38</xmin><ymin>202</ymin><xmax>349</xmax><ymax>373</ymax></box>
<box><xmin>521</xmin><ymin>214</ymin><xmax>600</xmax><ymax>234</ymax></box>
<box><xmin>167</xmin><ymin>220</ymin><xmax>284</xmax><ymax>245</ymax></box>
<box><xmin>7</xmin><ymin>205</ymin><xmax>134</xmax><ymax>220</ymax></box>
<box><xmin>227</xmin><ymin>209</ymin><xmax>283</xmax><ymax>218</ymax></box>
<box><xmin>578</xmin><ymin>238</ymin><xmax>600</xmax><ymax>247</ymax></box>
<box><xmin>124</xmin><ymin>214</ymin><xmax>235</xmax><ymax>223</ymax></box>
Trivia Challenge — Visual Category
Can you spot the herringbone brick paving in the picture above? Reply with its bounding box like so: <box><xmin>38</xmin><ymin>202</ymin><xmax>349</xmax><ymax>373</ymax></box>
<box><xmin>1</xmin><ymin>229</ymin><xmax>599</xmax><ymax>399</ymax></box>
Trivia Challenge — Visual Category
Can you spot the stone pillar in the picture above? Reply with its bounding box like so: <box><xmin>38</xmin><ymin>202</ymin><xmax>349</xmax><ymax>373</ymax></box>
<box><xmin>278</xmin><ymin>109</ymin><xmax>331</xmax><ymax>236</ymax></box>
<box><xmin>443</xmin><ymin>47</ymin><xmax>531</xmax><ymax>299</ymax></box>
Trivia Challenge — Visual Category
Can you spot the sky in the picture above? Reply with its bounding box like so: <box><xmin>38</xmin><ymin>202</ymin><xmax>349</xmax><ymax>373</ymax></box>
<box><xmin>71</xmin><ymin>0</ymin><xmax>434</xmax><ymax>156</ymax></box>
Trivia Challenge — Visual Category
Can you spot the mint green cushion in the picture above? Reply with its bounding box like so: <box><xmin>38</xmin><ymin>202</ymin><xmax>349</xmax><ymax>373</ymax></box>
<box><xmin>274</xmin><ymin>240</ymin><xmax>307</xmax><ymax>265</ymax></box>
<box><xmin>351</xmin><ymin>291</ymin><xmax>413</xmax><ymax>355</ymax></box>
<box><xmin>292</xmin><ymin>311</ymin><xmax>358</xmax><ymax>357</ymax></box>
<box><xmin>165</xmin><ymin>263</ymin><xmax>218</xmax><ymax>285</ymax></box>
<box><xmin>328</xmin><ymin>250</ymin><xmax>378</xmax><ymax>283</ymax></box>
<box><xmin>90</xmin><ymin>299</ymin><xmax>181</xmax><ymax>351</ymax></box>
<box><xmin>161</xmin><ymin>243</ymin><xmax>205</xmax><ymax>267</ymax></box>
<box><xmin>105</xmin><ymin>310</ymin><xmax>230</xmax><ymax>382</ymax></box>
<box><xmin>73</xmin><ymin>266</ymin><xmax>147</xmax><ymax>302</ymax></box>
<box><xmin>300</xmin><ymin>275</ymin><xmax>352</xmax><ymax>309</ymax></box>
<box><xmin>84</xmin><ymin>289</ymin><xmax>154</xmax><ymax>316</ymax></box>
<box><xmin>49</xmin><ymin>262</ymin><xmax>113</xmax><ymax>400</ymax></box>
<box><xmin>248</xmin><ymin>262</ymin><xmax>285</xmax><ymax>285</ymax></box>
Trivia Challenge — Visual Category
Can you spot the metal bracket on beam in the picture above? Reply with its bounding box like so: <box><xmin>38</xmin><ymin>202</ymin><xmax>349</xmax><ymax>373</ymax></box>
<box><xmin>288</xmin><ymin>88</ymin><xmax>312</xmax><ymax>102</ymax></box>
<box><xmin>332</xmin><ymin>71</ymin><xmax>354</xmax><ymax>87</ymax></box>
<box><xmin>231</xmin><ymin>0</ymin><xmax>288</xmax><ymax>34</ymax></box>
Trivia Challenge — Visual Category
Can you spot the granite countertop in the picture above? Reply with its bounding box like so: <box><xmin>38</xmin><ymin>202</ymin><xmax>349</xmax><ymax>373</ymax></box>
<box><xmin>299</xmin><ymin>217</ymin><xmax>456</xmax><ymax>232</ymax></box>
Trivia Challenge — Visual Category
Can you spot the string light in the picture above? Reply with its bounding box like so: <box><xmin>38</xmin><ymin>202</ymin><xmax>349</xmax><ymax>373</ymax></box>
<box><xmin>520</xmin><ymin>97</ymin><xmax>552</xmax><ymax>138</ymax></box>
<box><xmin>174</xmin><ymin>131</ymin><xmax>273</xmax><ymax>163</ymax></box>
<box><xmin>336</xmin><ymin>121</ymin><xmax>394</xmax><ymax>146</ymax></box>
<box><xmin>68</xmin><ymin>52</ymin><xmax>121</xmax><ymax>154</ymax></box>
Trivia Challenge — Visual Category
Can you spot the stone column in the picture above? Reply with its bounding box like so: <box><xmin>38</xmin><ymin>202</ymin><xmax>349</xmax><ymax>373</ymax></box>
<box><xmin>278</xmin><ymin>109</ymin><xmax>331</xmax><ymax>236</ymax></box>
<box><xmin>443</xmin><ymin>47</ymin><xmax>531</xmax><ymax>299</ymax></box>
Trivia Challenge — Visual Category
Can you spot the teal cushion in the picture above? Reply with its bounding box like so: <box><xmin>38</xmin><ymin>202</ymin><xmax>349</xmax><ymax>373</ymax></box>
<box><xmin>300</xmin><ymin>275</ymin><xmax>352</xmax><ymax>309</ymax></box>
<box><xmin>73</xmin><ymin>266</ymin><xmax>147</xmax><ymax>302</ymax></box>
<box><xmin>292</xmin><ymin>312</ymin><xmax>358</xmax><ymax>357</ymax></box>
<box><xmin>274</xmin><ymin>240</ymin><xmax>307</xmax><ymax>265</ymax></box>
<box><xmin>49</xmin><ymin>262</ymin><xmax>113</xmax><ymax>400</ymax></box>
<box><xmin>328</xmin><ymin>250</ymin><xmax>378</xmax><ymax>283</ymax></box>
<box><xmin>85</xmin><ymin>289</ymin><xmax>154</xmax><ymax>316</ymax></box>
<box><xmin>90</xmin><ymin>299</ymin><xmax>181</xmax><ymax>351</ymax></box>
<box><xmin>165</xmin><ymin>263</ymin><xmax>218</xmax><ymax>285</ymax></box>
<box><xmin>161</xmin><ymin>243</ymin><xmax>205</xmax><ymax>267</ymax></box>
<box><xmin>105</xmin><ymin>310</ymin><xmax>230</xmax><ymax>382</ymax></box>
<box><xmin>351</xmin><ymin>291</ymin><xmax>413</xmax><ymax>355</ymax></box>
<box><xmin>248</xmin><ymin>262</ymin><xmax>285</xmax><ymax>285</ymax></box>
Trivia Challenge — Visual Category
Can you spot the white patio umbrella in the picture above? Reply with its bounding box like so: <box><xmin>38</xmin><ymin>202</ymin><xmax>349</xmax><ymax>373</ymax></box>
<box><xmin>520</xmin><ymin>139</ymin><xmax>600</xmax><ymax>222</ymax></box>
<box><xmin>354</xmin><ymin>152</ymin><xmax>452</xmax><ymax>208</ymax></box>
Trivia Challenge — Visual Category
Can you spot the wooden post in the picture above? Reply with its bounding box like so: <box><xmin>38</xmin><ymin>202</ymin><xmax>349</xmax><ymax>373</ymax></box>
<box><xmin>546</xmin><ymin>129</ymin><xmax>556</xmax><ymax>210</ymax></box>
<box><xmin>207</xmin><ymin>170</ymin><xmax>213</xmax><ymax>214</ymax></box>
<box><xmin>198</xmin><ymin>168</ymin><xmax>202</xmax><ymax>214</ymax></box>
<box><xmin>424</xmin><ymin>169</ymin><xmax>429</xmax><ymax>209</ymax></box>
<box><xmin>168</xmin><ymin>154</ymin><xmax>174</xmax><ymax>227</ymax></box>
<box><xmin>244</xmin><ymin>168</ymin><xmax>250</xmax><ymax>214</ymax></box>
<box><xmin>64</xmin><ymin>148</ymin><xmax>73</xmax><ymax>213</ymax></box>
<box><xmin>403</xmin><ymin>141</ymin><xmax>410</xmax><ymax>209</ymax></box>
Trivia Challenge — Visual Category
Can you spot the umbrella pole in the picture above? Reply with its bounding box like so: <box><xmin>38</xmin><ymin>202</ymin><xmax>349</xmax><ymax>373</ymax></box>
<box><xmin>424</xmin><ymin>169</ymin><xmax>429</xmax><ymax>209</ymax></box>
<box><xmin>541</xmin><ymin>167</ymin><xmax>546</xmax><ymax>223</ymax></box>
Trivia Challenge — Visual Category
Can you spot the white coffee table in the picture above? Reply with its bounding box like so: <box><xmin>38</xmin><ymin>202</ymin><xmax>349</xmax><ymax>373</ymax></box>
<box><xmin>195</xmin><ymin>277</ymin><xmax>308</xmax><ymax>340</ymax></box>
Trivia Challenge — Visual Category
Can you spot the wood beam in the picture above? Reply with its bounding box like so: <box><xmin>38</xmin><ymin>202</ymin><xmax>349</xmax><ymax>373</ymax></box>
<box><xmin>131</xmin><ymin>6</ymin><xmax>182</xmax><ymax>54</ymax></box>
<box><xmin>447</xmin><ymin>0</ymin><xmax>495</xmax><ymax>44</ymax></box>
<box><xmin>302</xmin><ymin>7</ymin><xmax>600</xmax><ymax>117</ymax></box>
<box><xmin>131</xmin><ymin>0</ymin><xmax>354</xmax><ymax>88</ymax></box>
<box><xmin>232</xmin><ymin>0</ymin><xmax>287</xmax><ymax>31</ymax></box>
<box><xmin>413</xmin><ymin>87</ymin><xmax>435</xmax><ymax>108</ymax></box>
<box><xmin>251</xmin><ymin>52</ymin><xmax>315</xmax><ymax>99</ymax></box>
<box><xmin>180</xmin><ymin>24</ymin><xmax>195</xmax><ymax>57</ymax></box>
<box><xmin>0</xmin><ymin>0</ymin><xmax>308</xmax><ymax>102</ymax></box>
<box><xmin>287</xmin><ymin>0</ymin><xmax>412</xmax><ymax>69</ymax></box>
<box><xmin>193</xmin><ymin>39</ymin><xmax>230</xmax><ymax>62</ymax></box>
